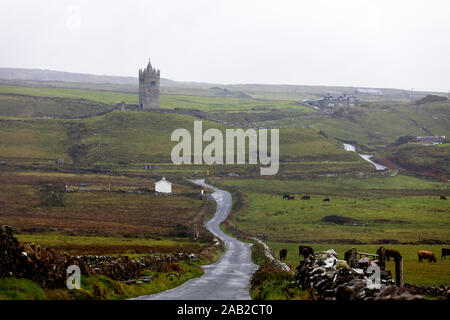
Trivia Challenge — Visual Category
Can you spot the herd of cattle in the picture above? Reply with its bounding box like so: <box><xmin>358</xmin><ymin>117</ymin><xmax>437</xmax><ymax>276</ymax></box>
<box><xmin>278</xmin><ymin>246</ymin><xmax>450</xmax><ymax>263</ymax></box>
<box><xmin>284</xmin><ymin>195</ymin><xmax>447</xmax><ymax>201</ymax></box>
<box><xmin>283</xmin><ymin>194</ymin><xmax>330</xmax><ymax>201</ymax></box>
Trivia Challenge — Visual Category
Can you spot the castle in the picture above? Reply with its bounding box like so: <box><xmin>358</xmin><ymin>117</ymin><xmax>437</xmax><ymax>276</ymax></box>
<box><xmin>139</xmin><ymin>59</ymin><xmax>160</xmax><ymax>109</ymax></box>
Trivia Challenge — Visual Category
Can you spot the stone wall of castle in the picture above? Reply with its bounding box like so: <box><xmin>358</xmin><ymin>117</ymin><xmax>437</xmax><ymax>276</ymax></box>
<box><xmin>139</xmin><ymin>59</ymin><xmax>160</xmax><ymax>109</ymax></box>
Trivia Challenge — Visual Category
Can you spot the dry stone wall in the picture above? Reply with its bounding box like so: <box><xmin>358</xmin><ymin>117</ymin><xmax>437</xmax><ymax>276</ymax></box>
<box><xmin>0</xmin><ymin>225</ymin><xmax>193</xmax><ymax>288</ymax></box>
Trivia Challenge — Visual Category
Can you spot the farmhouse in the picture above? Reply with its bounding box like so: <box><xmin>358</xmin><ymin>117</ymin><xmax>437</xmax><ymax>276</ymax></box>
<box><xmin>417</xmin><ymin>136</ymin><xmax>446</xmax><ymax>144</ymax></box>
<box><xmin>154</xmin><ymin>177</ymin><xmax>172</xmax><ymax>194</ymax></box>
<box><xmin>304</xmin><ymin>94</ymin><xmax>359</xmax><ymax>109</ymax></box>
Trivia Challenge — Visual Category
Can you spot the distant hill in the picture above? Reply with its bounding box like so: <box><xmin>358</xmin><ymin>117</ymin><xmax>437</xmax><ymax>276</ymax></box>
<box><xmin>0</xmin><ymin>67</ymin><xmax>175</xmax><ymax>86</ymax></box>
<box><xmin>0</xmin><ymin>67</ymin><xmax>447</xmax><ymax>101</ymax></box>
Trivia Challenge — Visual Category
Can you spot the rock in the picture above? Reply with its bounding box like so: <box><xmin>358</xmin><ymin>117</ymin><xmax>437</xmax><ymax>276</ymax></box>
<box><xmin>358</xmin><ymin>257</ymin><xmax>371</xmax><ymax>268</ymax></box>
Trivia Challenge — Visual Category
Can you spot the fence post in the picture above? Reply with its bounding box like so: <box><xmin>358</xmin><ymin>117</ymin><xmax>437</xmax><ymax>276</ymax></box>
<box><xmin>394</xmin><ymin>256</ymin><xmax>403</xmax><ymax>287</ymax></box>
<box><xmin>377</xmin><ymin>247</ymin><xmax>386</xmax><ymax>271</ymax></box>
<box><xmin>350</xmin><ymin>247</ymin><xmax>357</xmax><ymax>268</ymax></box>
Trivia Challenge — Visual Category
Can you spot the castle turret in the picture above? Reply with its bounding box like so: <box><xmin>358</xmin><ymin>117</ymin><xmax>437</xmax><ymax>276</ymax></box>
<box><xmin>139</xmin><ymin>58</ymin><xmax>160</xmax><ymax>109</ymax></box>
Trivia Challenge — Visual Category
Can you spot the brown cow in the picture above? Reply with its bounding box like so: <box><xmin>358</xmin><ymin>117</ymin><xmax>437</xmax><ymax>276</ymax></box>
<box><xmin>301</xmin><ymin>195</ymin><xmax>311</xmax><ymax>200</ymax></box>
<box><xmin>384</xmin><ymin>249</ymin><xmax>402</xmax><ymax>261</ymax></box>
<box><xmin>279</xmin><ymin>248</ymin><xmax>287</xmax><ymax>261</ymax></box>
<box><xmin>344</xmin><ymin>248</ymin><xmax>357</xmax><ymax>267</ymax></box>
<box><xmin>418</xmin><ymin>250</ymin><xmax>437</xmax><ymax>263</ymax></box>
<box><xmin>442</xmin><ymin>248</ymin><xmax>450</xmax><ymax>259</ymax></box>
<box><xmin>298</xmin><ymin>245</ymin><xmax>314</xmax><ymax>259</ymax></box>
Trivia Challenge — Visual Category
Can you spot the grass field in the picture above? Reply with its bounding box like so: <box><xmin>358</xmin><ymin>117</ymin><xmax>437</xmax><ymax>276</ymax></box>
<box><xmin>228</xmin><ymin>193</ymin><xmax>449</xmax><ymax>243</ymax></box>
<box><xmin>15</xmin><ymin>233</ymin><xmax>209</xmax><ymax>257</ymax></box>
<box><xmin>0</xmin><ymin>84</ymin><xmax>313</xmax><ymax>112</ymax></box>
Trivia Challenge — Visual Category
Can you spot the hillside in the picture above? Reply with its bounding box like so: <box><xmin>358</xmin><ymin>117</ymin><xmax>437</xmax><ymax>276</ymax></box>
<box><xmin>2</xmin><ymin>68</ymin><xmax>448</xmax><ymax>101</ymax></box>
<box><xmin>0</xmin><ymin>111</ymin><xmax>362</xmax><ymax>170</ymax></box>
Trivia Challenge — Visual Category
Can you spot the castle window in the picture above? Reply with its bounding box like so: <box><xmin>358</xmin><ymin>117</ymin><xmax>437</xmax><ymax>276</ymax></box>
<box><xmin>150</xmin><ymin>81</ymin><xmax>156</xmax><ymax>86</ymax></box>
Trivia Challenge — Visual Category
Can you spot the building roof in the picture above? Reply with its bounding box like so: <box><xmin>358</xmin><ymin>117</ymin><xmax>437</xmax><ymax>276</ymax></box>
<box><xmin>154</xmin><ymin>177</ymin><xmax>172</xmax><ymax>185</ymax></box>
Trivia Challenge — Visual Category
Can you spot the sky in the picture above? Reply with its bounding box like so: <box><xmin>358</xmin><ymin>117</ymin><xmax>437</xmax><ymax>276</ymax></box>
<box><xmin>1</xmin><ymin>0</ymin><xmax>450</xmax><ymax>92</ymax></box>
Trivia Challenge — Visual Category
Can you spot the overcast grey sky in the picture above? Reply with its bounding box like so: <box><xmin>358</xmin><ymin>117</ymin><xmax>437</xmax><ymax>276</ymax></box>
<box><xmin>1</xmin><ymin>0</ymin><xmax>449</xmax><ymax>91</ymax></box>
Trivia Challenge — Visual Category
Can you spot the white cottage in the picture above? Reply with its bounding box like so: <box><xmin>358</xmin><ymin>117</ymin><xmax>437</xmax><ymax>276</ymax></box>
<box><xmin>154</xmin><ymin>177</ymin><xmax>172</xmax><ymax>194</ymax></box>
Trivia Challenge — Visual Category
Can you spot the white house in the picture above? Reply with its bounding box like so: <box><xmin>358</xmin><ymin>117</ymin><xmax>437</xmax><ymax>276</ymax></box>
<box><xmin>154</xmin><ymin>177</ymin><xmax>172</xmax><ymax>194</ymax></box>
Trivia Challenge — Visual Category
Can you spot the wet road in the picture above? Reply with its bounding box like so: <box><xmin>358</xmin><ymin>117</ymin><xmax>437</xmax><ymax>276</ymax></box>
<box><xmin>133</xmin><ymin>179</ymin><xmax>258</xmax><ymax>300</ymax></box>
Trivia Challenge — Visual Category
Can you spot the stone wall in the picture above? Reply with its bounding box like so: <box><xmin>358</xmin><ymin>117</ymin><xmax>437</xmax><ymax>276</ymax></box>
<box><xmin>294</xmin><ymin>249</ymin><xmax>425</xmax><ymax>300</ymax></box>
<box><xmin>0</xmin><ymin>225</ymin><xmax>193</xmax><ymax>288</ymax></box>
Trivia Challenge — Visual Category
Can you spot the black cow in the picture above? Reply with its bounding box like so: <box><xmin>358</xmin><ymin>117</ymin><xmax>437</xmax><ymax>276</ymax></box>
<box><xmin>323</xmin><ymin>198</ymin><xmax>330</xmax><ymax>202</ymax></box>
<box><xmin>298</xmin><ymin>245</ymin><xmax>314</xmax><ymax>259</ymax></box>
<box><xmin>301</xmin><ymin>195</ymin><xmax>311</xmax><ymax>200</ymax></box>
<box><xmin>442</xmin><ymin>248</ymin><xmax>450</xmax><ymax>259</ymax></box>
<box><xmin>279</xmin><ymin>248</ymin><xmax>287</xmax><ymax>261</ymax></box>
<box><xmin>440</xmin><ymin>196</ymin><xmax>447</xmax><ymax>200</ymax></box>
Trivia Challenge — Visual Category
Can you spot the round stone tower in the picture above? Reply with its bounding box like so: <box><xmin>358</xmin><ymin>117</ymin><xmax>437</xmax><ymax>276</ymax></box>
<box><xmin>139</xmin><ymin>59</ymin><xmax>160</xmax><ymax>109</ymax></box>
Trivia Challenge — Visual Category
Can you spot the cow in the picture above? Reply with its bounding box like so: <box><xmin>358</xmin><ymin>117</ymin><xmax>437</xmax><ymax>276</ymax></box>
<box><xmin>298</xmin><ymin>245</ymin><xmax>314</xmax><ymax>260</ymax></box>
<box><xmin>279</xmin><ymin>248</ymin><xmax>287</xmax><ymax>261</ymax></box>
<box><xmin>301</xmin><ymin>195</ymin><xmax>311</xmax><ymax>200</ymax></box>
<box><xmin>283</xmin><ymin>194</ymin><xmax>289</xmax><ymax>200</ymax></box>
<box><xmin>441</xmin><ymin>248</ymin><xmax>450</xmax><ymax>260</ymax></box>
<box><xmin>344</xmin><ymin>248</ymin><xmax>357</xmax><ymax>267</ymax></box>
<box><xmin>418</xmin><ymin>250</ymin><xmax>437</xmax><ymax>263</ymax></box>
<box><xmin>283</xmin><ymin>194</ymin><xmax>295</xmax><ymax>200</ymax></box>
<box><xmin>323</xmin><ymin>198</ymin><xmax>330</xmax><ymax>202</ymax></box>
<box><xmin>440</xmin><ymin>195</ymin><xmax>447</xmax><ymax>200</ymax></box>
<box><xmin>384</xmin><ymin>249</ymin><xmax>402</xmax><ymax>261</ymax></box>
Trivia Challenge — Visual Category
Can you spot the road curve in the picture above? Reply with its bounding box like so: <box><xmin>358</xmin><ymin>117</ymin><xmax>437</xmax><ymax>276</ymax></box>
<box><xmin>133</xmin><ymin>179</ymin><xmax>258</xmax><ymax>300</ymax></box>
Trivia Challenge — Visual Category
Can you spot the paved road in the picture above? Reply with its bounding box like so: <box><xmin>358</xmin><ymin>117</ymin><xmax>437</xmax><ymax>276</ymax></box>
<box><xmin>133</xmin><ymin>179</ymin><xmax>258</xmax><ymax>300</ymax></box>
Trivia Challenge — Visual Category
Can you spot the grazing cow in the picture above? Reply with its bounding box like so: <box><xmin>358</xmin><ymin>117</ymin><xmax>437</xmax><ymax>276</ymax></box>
<box><xmin>288</xmin><ymin>194</ymin><xmax>295</xmax><ymax>200</ymax></box>
<box><xmin>440</xmin><ymin>195</ymin><xmax>447</xmax><ymax>200</ymax></box>
<box><xmin>298</xmin><ymin>245</ymin><xmax>314</xmax><ymax>259</ymax></box>
<box><xmin>418</xmin><ymin>250</ymin><xmax>437</xmax><ymax>263</ymax></box>
<box><xmin>301</xmin><ymin>195</ymin><xmax>311</xmax><ymax>200</ymax></box>
<box><xmin>283</xmin><ymin>194</ymin><xmax>289</xmax><ymax>200</ymax></box>
<box><xmin>323</xmin><ymin>198</ymin><xmax>330</xmax><ymax>202</ymax></box>
<box><xmin>441</xmin><ymin>248</ymin><xmax>450</xmax><ymax>259</ymax></box>
<box><xmin>384</xmin><ymin>249</ymin><xmax>402</xmax><ymax>261</ymax></box>
<box><xmin>344</xmin><ymin>248</ymin><xmax>357</xmax><ymax>267</ymax></box>
<box><xmin>279</xmin><ymin>248</ymin><xmax>287</xmax><ymax>261</ymax></box>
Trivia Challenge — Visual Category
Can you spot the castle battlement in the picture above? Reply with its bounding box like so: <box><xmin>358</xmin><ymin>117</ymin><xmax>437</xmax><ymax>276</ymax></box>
<box><xmin>139</xmin><ymin>59</ymin><xmax>160</xmax><ymax>109</ymax></box>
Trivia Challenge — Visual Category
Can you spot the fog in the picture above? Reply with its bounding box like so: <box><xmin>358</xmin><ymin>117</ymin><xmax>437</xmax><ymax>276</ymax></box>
<box><xmin>1</xmin><ymin>0</ymin><xmax>449</xmax><ymax>91</ymax></box>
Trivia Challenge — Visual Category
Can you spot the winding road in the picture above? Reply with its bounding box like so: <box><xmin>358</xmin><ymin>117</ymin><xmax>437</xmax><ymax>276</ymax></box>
<box><xmin>133</xmin><ymin>179</ymin><xmax>258</xmax><ymax>300</ymax></box>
